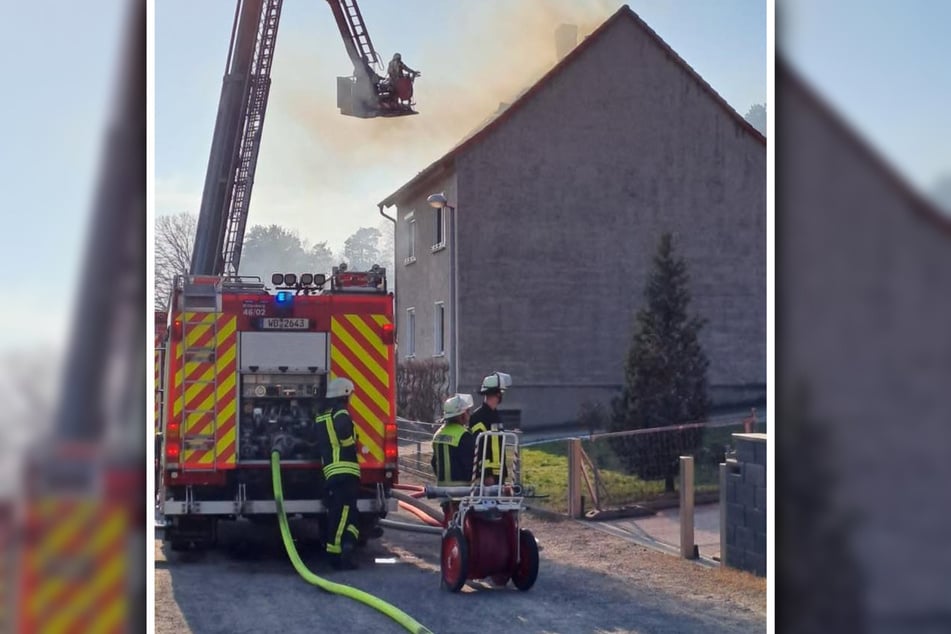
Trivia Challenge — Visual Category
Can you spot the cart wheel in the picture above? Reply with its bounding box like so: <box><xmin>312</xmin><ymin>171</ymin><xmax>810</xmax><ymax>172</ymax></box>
<box><xmin>511</xmin><ymin>529</ymin><xmax>539</xmax><ymax>591</ymax></box>
<box><xmin>441</xmin><ymin>528</ymin><xmax>468</xmax><ymax>592</ymax></box>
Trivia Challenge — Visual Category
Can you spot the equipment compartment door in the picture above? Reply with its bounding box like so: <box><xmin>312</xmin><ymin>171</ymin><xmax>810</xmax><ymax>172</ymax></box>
<box><xmin>240</xmin><ymin>332</ymin><xmax>329</xmax><ymax>372</ymax></box>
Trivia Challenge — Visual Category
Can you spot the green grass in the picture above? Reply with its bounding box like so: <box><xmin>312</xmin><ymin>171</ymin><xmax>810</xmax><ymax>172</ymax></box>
<box><xmin>519</xmin><ymin>425</ymin><xmax>761</xmax><ymax>514</ymax></box>
<box><xmin>521</xmin><ymin>443</ymin><xmax>678</xmax><ymax>513</ymax></box>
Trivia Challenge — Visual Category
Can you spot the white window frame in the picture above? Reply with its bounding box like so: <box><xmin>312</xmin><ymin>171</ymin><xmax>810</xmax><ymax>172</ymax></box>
<box><xmin>431</xmin><ymin>207</ymin><xmax>446</xmax><ymax>252</ymax></box>
<box><xmin>433</xmin><ymin>301</ymin><xmax>445</xmax><ymax>356</ymax></box>
<box><xmin>405</xmin><ymin>307</ymin><xmax>416</xmax><ymax>358</ymax></box>
<box><xmin>404</xmin><ymin>211</ymin><xmax>417</xmax><ymax>265</ymax></box>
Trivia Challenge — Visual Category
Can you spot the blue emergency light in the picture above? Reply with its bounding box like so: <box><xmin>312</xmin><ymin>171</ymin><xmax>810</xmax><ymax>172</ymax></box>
<box><xmin>276</xmin><ymin>291</ymin><xmax>291</xmax><ymax>304</ymax></box>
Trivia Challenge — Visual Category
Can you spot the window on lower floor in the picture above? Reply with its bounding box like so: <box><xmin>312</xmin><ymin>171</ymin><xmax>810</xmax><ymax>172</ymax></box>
<box><xmin>405</xmin><ymin>307</ymin><xmax>415</xmax><ymax>357</ymax></box>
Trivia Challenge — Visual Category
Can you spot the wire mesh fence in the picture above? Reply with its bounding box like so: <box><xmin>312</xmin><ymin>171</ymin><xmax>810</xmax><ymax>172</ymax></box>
<box><xmin>395</xmin><ymin>412</ymin><xmax>765</xmax><ymax>516</ymax></box>
<box><xmin>395</xmin><ymin>416</ymin><xmax>439</xmax><ymax>484</ymax></box>
<box><xmin>521</xmin><ymin>416</ymin><xmax>766</xmax><ymax>515</ymax></box>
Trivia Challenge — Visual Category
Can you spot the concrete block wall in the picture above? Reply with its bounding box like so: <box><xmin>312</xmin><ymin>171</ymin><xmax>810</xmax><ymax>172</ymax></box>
<box><xmin>723</xmin><ymin>432</ymin><xmax>766</xmax><ymax>576</ymax></box>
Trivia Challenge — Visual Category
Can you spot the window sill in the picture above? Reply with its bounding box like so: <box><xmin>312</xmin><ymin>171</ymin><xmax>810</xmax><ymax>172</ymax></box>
<box><xmin>403</xmin><ymin>256</ymin><xmax>417</xmax><ymax>265</ymax></box>
<box><xmin>431</xmin><ymin>243</ymin><xmax>446</xmax><ymax>253</ymax></box>
<box><xmin>432</xmin><ymin>352</ymin><xmax>446</xmax><ymax>358</ymax></box>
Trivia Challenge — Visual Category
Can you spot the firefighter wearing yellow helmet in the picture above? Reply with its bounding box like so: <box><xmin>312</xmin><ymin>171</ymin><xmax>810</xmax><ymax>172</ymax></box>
<box><xmin>468</xmin><ymin>372</ymin><xmax>512</xmax><ymax>484</ymax></box>
<box><xmin>316</xmin><ymin>377</ymin><xmax>361</xmax><ymax>570</ymax></box>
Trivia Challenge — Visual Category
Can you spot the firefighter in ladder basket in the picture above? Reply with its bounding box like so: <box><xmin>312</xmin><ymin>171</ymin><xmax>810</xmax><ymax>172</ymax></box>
<box><xmin>316</xmin><ymin>377</ymin><xmax>362</xmax><ymax>570</ymax></box>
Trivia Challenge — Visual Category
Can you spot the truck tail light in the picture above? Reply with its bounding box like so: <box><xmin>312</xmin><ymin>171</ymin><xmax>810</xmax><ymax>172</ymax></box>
<box><xmin>381</xmin><ymin>322</ymin><xmax>395</xmax><ymax>345</ymax></box>
<box><xmin>171</xmin><ymin>319</ymin><xmax>183</xmax><ymax>341</ymax></box>
<box><xmin>384</xmin><ymin>421</ymin><xmax>398</xmax><ymax>468</ymax></box>
<box><xmin>166</xmin><ymin>441</ymin><xmax>181</xmax><ymax>461</ymax></box>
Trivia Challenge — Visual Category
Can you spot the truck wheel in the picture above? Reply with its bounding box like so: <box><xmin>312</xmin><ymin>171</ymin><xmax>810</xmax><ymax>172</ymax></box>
<box><xmin>440</xmin><ymin>528</ymin><xmax>468</xmax><ymax>593</ymax></box>
<box><xmin>512</xmin><ymin>529</ymin><xmax>539</xmax><ymax>591</ymax></box>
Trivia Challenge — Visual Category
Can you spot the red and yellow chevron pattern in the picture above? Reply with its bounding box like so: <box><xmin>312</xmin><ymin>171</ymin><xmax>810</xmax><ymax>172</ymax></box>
<box><xmin>330</xmin><ymin>314</ymin><xmax>393</xmax><ymax>465</ymax></box>
<box><xmin>172</xmin><ymin>312</ymin><xmax>238</xmax><ymax>469</ymax></box>
<box><xmin>18</xmin><ymin>499</ymin><xmax>128</xmax><ymax>633</ymax></box>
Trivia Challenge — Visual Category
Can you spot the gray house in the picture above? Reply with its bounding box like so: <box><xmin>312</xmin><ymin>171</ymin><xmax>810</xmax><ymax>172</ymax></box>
<box><xmin>379</xmin><ymin>5</ymin><xmax>766</xmax><ymax>428</ymax></box>
<box><xmin>780</xmin><ymin>61</ymin><xmax>951</xmax><ymax>627</ymax></box>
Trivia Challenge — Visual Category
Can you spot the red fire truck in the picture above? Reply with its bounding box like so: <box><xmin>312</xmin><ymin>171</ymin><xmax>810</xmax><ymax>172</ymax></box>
<box><xmin>157</xmin><ymin>266</ymin><xmax>398</xmax><ymax>549</ymax></box>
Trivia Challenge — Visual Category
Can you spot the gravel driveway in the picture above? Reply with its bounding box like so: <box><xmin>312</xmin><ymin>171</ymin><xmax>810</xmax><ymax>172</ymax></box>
<box><xmin>155</xmin><ymin>511</ymin><xmax>765</xmax><ymax>634</ymax></box>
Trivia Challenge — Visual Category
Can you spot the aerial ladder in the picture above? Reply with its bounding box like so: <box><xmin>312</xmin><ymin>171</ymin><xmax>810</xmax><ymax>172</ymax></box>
<box><xmin>15</xmin><ymin>1</ymin><xmax>147</xmax><ymax>630</ymax></box>
<box><xmin>190</xmin><ymin>0</ymin><xmax>418</xmax><ymax>278</ymax></box>
<box><xmin>156</xmin><ymin>0</ymin><xmax>409</xmax><ymax>553</ymax></box>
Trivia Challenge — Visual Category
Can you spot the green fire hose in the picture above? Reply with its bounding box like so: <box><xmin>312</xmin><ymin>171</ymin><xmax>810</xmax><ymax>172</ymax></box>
<box><xmin>270</xmin><ymin>452</ymin><xmax>434</xmax><ymax>634</ymax></box>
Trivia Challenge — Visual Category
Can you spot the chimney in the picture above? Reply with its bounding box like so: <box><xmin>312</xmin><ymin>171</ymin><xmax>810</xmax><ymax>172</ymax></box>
<box><xmin>555</xmin><ymin>24</ymin><xmax>578</xmax><ymax>61</ymax></box>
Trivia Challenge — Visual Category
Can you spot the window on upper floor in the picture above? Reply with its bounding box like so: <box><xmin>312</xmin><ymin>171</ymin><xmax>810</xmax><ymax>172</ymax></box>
<box><xmin>433</xmin><ymin>301</ymin><xmax>445</xmax><ymax>355</ymax></box>
<box><xmin>432</xmin><ymin>207</ymin><xmax>445</xmax><ymax>251</ymax></box>
<box><xmin>404</xmin><ymin>211</ymin><xmax>416</xmax><ymax>265</ymax></box>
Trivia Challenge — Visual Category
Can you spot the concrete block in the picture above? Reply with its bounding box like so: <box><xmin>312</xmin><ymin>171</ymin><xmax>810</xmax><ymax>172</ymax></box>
<box><xmin>745</xmin><ymin>508</ymin><xmax>766</xmax><ymax>533</ymax></box>
<box><xmin>743</xmin><ymin>463</ymin><xmax>766</xmax><ymax>487</ymax></box>
<box><xmin>727</xmin><ymin>524</ymin><xmax>736</xmax><ymax>547</ymax></box>
<box><xmin>747</xmin><ymin>552</ymin><xmax>766</xmax><ymax>577</ymax></box>
<box><xmin>754</xmin><ymin>531</ymin><xmax>767</xmax><ymax>554</ymax></box>
<box><xmin>726</xmin><ymin>545</ymin><xmax>745</xmax><ymax>570</ymax></box>
<box><xmin>754</xmin><ymin>441</ymin><xmax>767</xmax><ymax>466</ymax></box>
<box><xmin>734</xmin><ymin>526</ymin><xmax>753</xmax><ymax>551</ymax></box>
<box><xmin>755</xmin><ymin>486</ymin><xmax>767</xmax><ymax>510</ymax></box>
<box><xmin>726</xmin><ymin>481</ymin><xmax>737</xmax><ymax>503</ymax></box>
<box><xmin>738</xmin><ymin>482</ymin><xmax>756</xmax><ymax>508</ymax></box>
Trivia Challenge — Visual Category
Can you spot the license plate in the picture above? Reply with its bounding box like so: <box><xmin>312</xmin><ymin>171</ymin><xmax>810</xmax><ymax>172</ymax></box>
<box><xmin>259</xmin><ymin>317</ymin><xmax>310</xmax><ymax>330</ymax></box>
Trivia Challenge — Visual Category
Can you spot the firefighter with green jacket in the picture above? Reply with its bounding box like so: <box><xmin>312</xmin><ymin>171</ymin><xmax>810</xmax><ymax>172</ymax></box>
<box><xmin>431</xmin><ymin>394</ymin><xmax>476</xmax><ymax>486</ymax></box>
<box><xmin>316</xmin><ymin>377</ymin><xmax>361</xmax><ymax>570</ymax></box>
<box><xmin>432</xmin><ymin>394</ymin><xmax>477</xmax><ymax>523</ymax></box>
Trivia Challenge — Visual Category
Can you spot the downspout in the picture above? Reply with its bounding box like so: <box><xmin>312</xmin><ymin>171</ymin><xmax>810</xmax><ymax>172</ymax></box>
<box><xmin>380</xmin><ymin>202</ymin><xmax>398</xmax><ymax>363</ymax></box>
<box><xmin>378</xmin><ymin>202</ymin><xmax>396</xmax><ymax>224</ymax></box>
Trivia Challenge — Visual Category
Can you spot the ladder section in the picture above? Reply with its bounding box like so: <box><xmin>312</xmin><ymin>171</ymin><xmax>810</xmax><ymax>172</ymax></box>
<box><xmin>222</xmin><ymin>0</ymin><xmax>285</xmax><ymax>275</ymax></box>
<box><xmin>180</xmin><ymin>312</ymin><xmax>221</xmax><ymax>472</ymax></box>
<box><xmin>340</xmin><ymin>0</ymin><xmax>381</xmax><ymax>68</ymax></box>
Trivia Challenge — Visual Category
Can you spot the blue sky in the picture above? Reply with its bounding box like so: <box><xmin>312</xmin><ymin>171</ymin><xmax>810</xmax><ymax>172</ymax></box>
<box><xmin>0</xmin><ymin>0</ymin><xmax>126</xmax><ymax>351</ymax></box>
<box><xmin>156</xmin><ymin>0</ymin><xmax>767</xmax><ymax>253</ymax></box>
<box><xmin>780</xmin><ymin>0</ymin><xmax>951</xmax><ymax>195</ymax></box>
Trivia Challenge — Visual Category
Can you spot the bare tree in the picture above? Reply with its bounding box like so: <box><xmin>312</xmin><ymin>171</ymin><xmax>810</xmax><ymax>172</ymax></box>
<box><xmin>155</xmin><ymin>212</ymin><xmax>196</xmax><ymax>308</ymax></box>
<box><xmin>377</xmin><ymin>219</ymin><xmax>395</xmax><ymax>274</ymax></box>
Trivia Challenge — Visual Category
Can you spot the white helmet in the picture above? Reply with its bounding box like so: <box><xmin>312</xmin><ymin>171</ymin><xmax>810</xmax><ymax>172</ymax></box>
<box><xmin>442</xmin><ymin>393</ymin><xmax>474</xmax><ymax>420</ymax></box>
<box><xmin>479</xmin><ymin>371</ymin><xmax>512</xmax><ymax>395</ymax></box>
<box><xmin>326</xmin><ymin>377</ymin><xmax>355</xmax><ymax>399</ymax></box>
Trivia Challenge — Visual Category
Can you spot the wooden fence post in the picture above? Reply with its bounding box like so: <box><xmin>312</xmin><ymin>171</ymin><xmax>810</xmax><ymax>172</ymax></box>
<box><xmin>567</xmin><ymin>439</ymin><xmax>582</xmax><ymax>518</ymax></box>
<box><xmin>680</xmin><ymin>455</ymin><xmax>696</xmax><ymax>559</ymax></box>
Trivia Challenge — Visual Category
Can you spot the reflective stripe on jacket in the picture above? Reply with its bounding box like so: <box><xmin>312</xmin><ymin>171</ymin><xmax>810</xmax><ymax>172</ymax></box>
<box><xmin>316</xmin><ymin>408</ymin><xmax>361</xmax><ymax>479</ymax></box>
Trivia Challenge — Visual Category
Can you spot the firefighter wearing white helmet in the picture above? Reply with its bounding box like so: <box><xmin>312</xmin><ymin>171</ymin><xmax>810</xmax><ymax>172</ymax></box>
<box><xmin>469</xmin><ymin>372</ymin><xmax>512</xmax><ymax>484</ymax></box>
<box><xmin>431</xmin><ymin>394</ymin><xmax>476</xmax><ymax>488</ymax></box>
<box><xmin>315</xmin><ymin>377</ymin><xmax>360</xmax><ymax>569</ymax></box>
